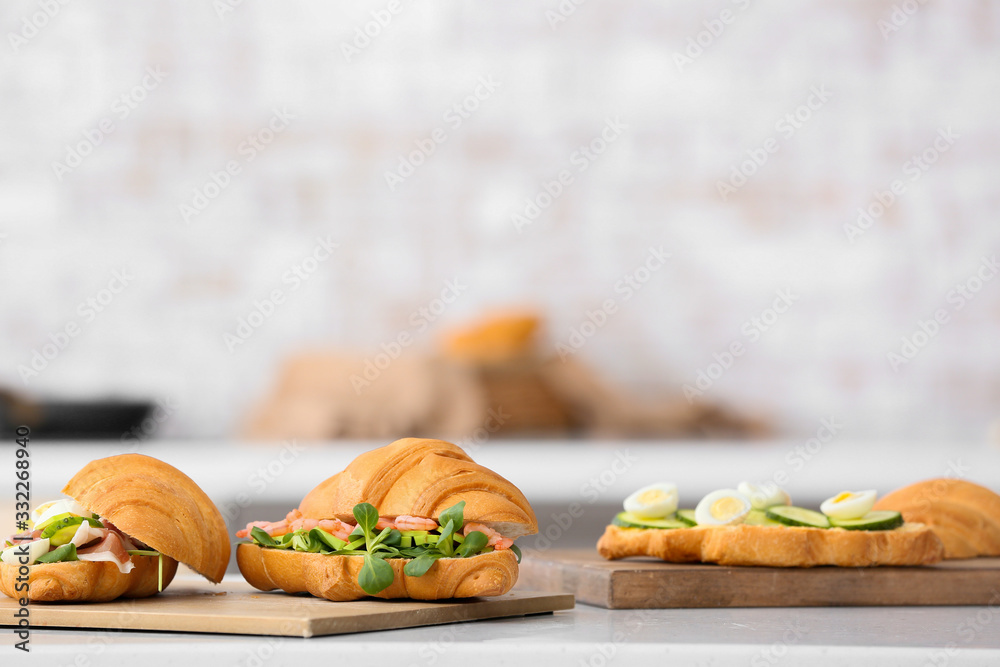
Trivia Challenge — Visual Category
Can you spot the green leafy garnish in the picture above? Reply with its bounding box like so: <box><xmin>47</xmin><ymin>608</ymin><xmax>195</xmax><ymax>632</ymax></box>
<box><xmin>36</xmin><ymin>543</ymin><xmax>78</xmax><ymax>563</ymax></box>
<box><xmin>250</xmin><ymin>526</ymin><xmax>277</xmax><ymax>547</ymax></box>
<box><xmin>353</xmin><ymin>503</ymin><xmax>379</xmax><ymax>540</ymax></box>
<box><xmin>310</xmin><ymin>528</ymin><xmax>346</xmax><ymax>552</ymax></box>
<box><xmin>437</xmin><ymin>519</ymin><xmax>457</xmax><ymax>557</ymax></box>
<box><xmin>245</xmin><ymin>500</ymin><xmax>518</xmax><ymax>596</ymax></box>
<box><xmin>510</xmin><ymin>544</ymin><xmax>523</xmax><ymax>564</ymax></box>
<box><xmin>359</xmin><ymin>553</ymin><xmax>394</xmax><ymax>594</ymax></box>
<box><xmin>403</xmin><ymin>551</ymin><xmax>444</xmax><ymax>576</ymax></box>
<box><xmin>455</xmin><ymin>530</ymin><xmax>489</xmax><ymax>558</ymax></box>
<box><xmin>439</xmin><ymin>501</ymin><xmax>465</xmax><ymax>533</ymax></box>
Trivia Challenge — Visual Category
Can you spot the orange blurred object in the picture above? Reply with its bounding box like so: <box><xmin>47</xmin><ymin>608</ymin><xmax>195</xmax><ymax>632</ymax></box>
<box><xmin>440</xmin><ymin>311</ymin><xmax>541</xmax><ymax>365</ymax></box>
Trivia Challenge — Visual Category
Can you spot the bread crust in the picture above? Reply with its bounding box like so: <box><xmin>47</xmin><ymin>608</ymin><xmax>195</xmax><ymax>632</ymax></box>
<box><xmin>63</xmin><ymin>454</ymin><xmax>230</xmax><ymax>583</ymax></box>
<box><xmin>299</xmin><ymin>438</ymin><xmax>538</xmax><ymax>538</ymax></box>
<box><xmin>597</xmin><ymin>523</ymin><xmax>945</xmax><ymax>567</ymax></box>
<box><xmin>0</xmin><ymin>555</ymin><xmax>178</xmax><ymax>602</ymax></box>
<box><xmin>237</xmin><ymin>543</ymin><xmax>518</xmax><ymax>601</ymax></box>
<box><xmin>874</xmin><ymin>478</ymin><xmax>1000</xmax><ymax>558</ymax></box>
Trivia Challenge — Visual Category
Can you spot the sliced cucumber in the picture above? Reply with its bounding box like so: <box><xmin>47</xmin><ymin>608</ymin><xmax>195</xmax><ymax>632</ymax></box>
<box><xmin>830</xmin><ymin>511</ymin><xmax>903</xmax><ymax>531</ymax></box>
<box><xmin>398</xmin><ymin>530</ymin><xmax>439</xmax><ymax>546</ymax></box>
<box><xmin>36</xmin><ymin>512</ymin><xmax>73</xmax><ymax>533</ymax></box>
<box><xmin>743</xmin><ymin>509</ymin><xmax>782</xmax><ymax>526</ymax></box>
<box><xmin>766</xmin><ymin>506</ymin><xmax>830</xmax><ymax>529</ymax></box>
<box><xmin>676</xmin><ymin>509</ymin><xmax>698</xmax><ymax>526</ymax></box>
<box><xmin>47</xmin><ymin>524</ymin><xmax>80</xmax><ymax>547</ymax></box>
<box><xmin>612</xmin><ymin>511</ymin><xmax>689</xmax><ymax>530</ymax></box>
<box><xmin>40</xmin><ymin>516</ymin><xmax>101</xmax><ymax>543</ymax></box>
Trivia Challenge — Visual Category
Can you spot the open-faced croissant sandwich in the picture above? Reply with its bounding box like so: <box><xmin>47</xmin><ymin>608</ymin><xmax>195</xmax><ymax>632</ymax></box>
<box><xmin>598</xmin><ymin>481</ymin><xmax>952</xmax><ymax>567</ymax></box>
<box><xmin>1</xmin><ymin>454</ymin><xmax>230</xmax><ymax>602</ymax></box>
<box><xmin>236</xmin><ymin>437</ymin><xmax>537</xmax><ymax>601</ymax></box>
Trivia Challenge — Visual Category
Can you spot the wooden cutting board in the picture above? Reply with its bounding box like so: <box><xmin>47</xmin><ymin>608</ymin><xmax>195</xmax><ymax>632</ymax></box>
<box><xmin>519</xmin><ymin>549</ymin><xmax>1000</xmax><ymax>609</ymax></box>
<box><xmin>0</xmin><ymin>577</ymin><xmax>573</xmax><ymax>637</ymax></box>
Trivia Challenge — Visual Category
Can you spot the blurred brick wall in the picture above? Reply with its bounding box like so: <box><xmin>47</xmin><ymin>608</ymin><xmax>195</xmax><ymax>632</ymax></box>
<box><xmin>1</xmin><ymin>0</ymin><xmax>998</xmax><ymax>439</ymax></box>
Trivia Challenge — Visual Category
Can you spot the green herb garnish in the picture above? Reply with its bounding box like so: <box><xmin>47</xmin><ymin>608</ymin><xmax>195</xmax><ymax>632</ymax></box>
<box><xmin>35</xmin><ymin>543</ymin><xmax>78</xmax><ymax>563</ymax></box>
<box><xmin>126</xmin><ymin>549</ymin><xmax>161</xmax><ymax>557</ymax></box>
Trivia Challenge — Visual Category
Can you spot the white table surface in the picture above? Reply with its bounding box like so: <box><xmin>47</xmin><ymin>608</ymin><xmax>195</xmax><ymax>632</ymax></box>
<box><xmin>19</xmin><ymin>573</ymin><xmax>1000</xmax><ymax>667</ymax></box>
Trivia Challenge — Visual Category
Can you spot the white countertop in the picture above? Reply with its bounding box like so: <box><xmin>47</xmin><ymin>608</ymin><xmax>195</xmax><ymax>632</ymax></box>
<box><xmin>22</xmin><ymin>574</ymin><xmax>1000</xmax><ymax>666</ymax></box>
<box><xmin>19</xmin><ymin>437</ymin><xmax>1000</xmax><ymax>507</ymax></box>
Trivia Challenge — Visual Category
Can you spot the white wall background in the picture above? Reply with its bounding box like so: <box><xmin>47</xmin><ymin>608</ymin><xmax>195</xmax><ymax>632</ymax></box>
<box><xmin>1</xmin><ymin>0</ymin><xmax>999</xmax><ymax>440</ymax></box>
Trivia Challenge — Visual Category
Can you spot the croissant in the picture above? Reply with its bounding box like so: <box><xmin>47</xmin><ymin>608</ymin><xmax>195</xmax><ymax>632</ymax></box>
<box><xmin>239</xmin><ymin>438</ymin><xmax>537</xmax><ymax>600</ymax></box>
<box><xmin>597</xmin><ymin>522</ymin><xmax>944</xmax><ymax>567</ymax></box>
<box><xmin>299</xmin><ymin>437</ymin><xmax>537</xmax><ymax>538</ymax></box>
<box><xmin>873</xmin><ymin>478</ymin><xmax>1000</xmax><ymax>558</ymax></box>
<box><xmin>238</xmin><ymin>545</ymin><xmax>518</xmax><ymax>601</ymax></box>
<box><xmin>0</xmin><ymin>454</ymin><xmax>229</xmax><ymax>603</ymax></box>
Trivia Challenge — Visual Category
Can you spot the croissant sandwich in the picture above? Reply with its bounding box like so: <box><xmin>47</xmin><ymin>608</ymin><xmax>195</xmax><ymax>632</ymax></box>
<box><xmin>873</xmin><ymin>478</ymin><xmax>1000</xmax><ymax>559</ymax></box>
<box><xmin>597</xmin><ymin>481</ymin><xmax>945</xmax><ymax>567</ymax></box>
<box><xmin>236</xmin><ymin>437</ymin><xmax>538</xmax><ymax>601</ymax></box>
<box><xmin>1</xmin><ymin>454</ymin><xmax>230</xmax><ymax>602</ymax></box>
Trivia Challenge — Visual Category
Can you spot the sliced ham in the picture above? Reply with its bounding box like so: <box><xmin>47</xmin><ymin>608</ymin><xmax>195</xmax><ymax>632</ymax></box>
<box><xmin>70</xmin><ymin>522</ymin><xmax>107</xmax><ymax>549</ymax></box>
<box><xmin>78</xmin><ymin>532</ymin><xmax>134</xmax><ymax>574</ymax></box>
<box><xmin>96</xmin><ymin>520</ymin><xmax>138</xmax><ymax>550</ymax></box>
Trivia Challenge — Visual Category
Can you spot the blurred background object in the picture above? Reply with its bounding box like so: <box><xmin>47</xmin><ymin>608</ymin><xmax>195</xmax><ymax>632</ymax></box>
<box><xmin>243</xmin><ymin>311</ymin><xmax>768</xmax><ymax>440</ymax></box>
<box><xmin>0</xmin><ymin>389</ymin><xmax>153</xmax><ymax>440</ymax></box>
<box><xmin>1</xmin><ymin>1</ymin><xmax>999</xmax><ymax>442</ymax></box>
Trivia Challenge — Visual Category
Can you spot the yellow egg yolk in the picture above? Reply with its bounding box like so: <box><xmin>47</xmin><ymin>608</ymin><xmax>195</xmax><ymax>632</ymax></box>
<box><xmin>711</xmin><ymin>497</ymin><xmax>744</xmax><ymax>520</ymax></box>
<box><xmin>638</xmin><ymin>489</ymin><xmax>667</xmax><ymax>504</ymax></box>
<box><xmin>832</xmin><ymin>492</ymin><xmax>854</xmax><ymax>504</ymax></box>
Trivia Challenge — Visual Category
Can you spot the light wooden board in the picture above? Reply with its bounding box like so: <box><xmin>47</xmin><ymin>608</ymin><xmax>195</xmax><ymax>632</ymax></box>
<box><xmin>519</xmin><ymin>549</ymin><xmax>1000</xmax><ymax>609</ymax></box>
<box><xmin>0</xmin><ymin>577</ymin><xmax>573</xmax><ymax>637</ymax></box>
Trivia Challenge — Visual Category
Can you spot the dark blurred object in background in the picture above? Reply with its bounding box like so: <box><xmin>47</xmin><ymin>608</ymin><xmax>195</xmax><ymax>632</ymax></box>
<box><xmin>0</xmin><ymin>389</ymin><xmax>153</xmax><ymax>440</ymax></box>
<box><xmin>243</xmin><ymin>312</ymin><xmax>770</xmax><ymax>441</ymax></box>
